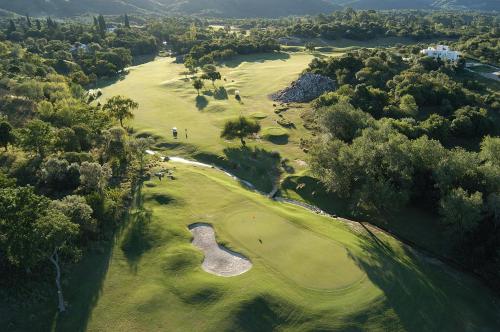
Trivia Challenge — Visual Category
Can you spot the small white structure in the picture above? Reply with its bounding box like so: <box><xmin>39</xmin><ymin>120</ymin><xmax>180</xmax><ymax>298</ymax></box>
<box><xmin>421</xmin><ymin>45</ymin><xmax>461</xmax><ymax>61</ymax></box>
<box><xmin>70</xmin><ymin>43</ymin><xmax>89</xmax><ymax>53</ymax></box>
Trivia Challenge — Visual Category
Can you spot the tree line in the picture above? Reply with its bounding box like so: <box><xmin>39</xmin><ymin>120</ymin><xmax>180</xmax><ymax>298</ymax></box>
<box><xmin>306</xmin><ymin>47</ymin><xmax>500</xmax><ymax>290</ymax></box>
<box><xmin>0</xmin><ymin>32</ymin><xmax>151</xmax><ymax>311</ymax></box>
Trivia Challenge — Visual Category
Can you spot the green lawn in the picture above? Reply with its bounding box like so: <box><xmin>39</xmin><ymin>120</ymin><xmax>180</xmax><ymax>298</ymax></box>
<box><xmin>8</xmin><ymin>163</ymin><xmax>499</xmax><ymax>331</ymax></box>
<box><xmin>100</xmin><ymin>52</ymin><xmax>317</xmax><ymax>158</ymax></box>
<box><xmin>99</xmin><ymin>51</ymin><xmax>326</xmax><ymax>190</ymax></box>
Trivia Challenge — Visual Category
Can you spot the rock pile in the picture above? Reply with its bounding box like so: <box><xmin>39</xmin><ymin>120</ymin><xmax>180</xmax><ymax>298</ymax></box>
<box><xmin>271</xmin><ymin>73</ymin><xmax>335</xmax><ymax>103</ymax></box>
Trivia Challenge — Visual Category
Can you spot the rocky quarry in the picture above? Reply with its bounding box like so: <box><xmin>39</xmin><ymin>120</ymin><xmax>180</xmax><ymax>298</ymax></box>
<box><xmin>271</xmin><ymin>73</ymin><xmax>336</xmax><ymax>103</ymax></box>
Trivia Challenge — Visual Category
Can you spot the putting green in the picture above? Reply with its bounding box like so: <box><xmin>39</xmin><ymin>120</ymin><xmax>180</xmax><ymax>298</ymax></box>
<box><xmin>221</xmin><ymin>207</ymin><xmax>365</xmax><ymax>290</ymax></box>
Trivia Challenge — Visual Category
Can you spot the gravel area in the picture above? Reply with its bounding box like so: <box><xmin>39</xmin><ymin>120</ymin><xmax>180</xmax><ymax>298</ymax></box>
<box><xmin>189</xmin><ymin>223</ymin><xmax>252</xmax><ymax>277</ymax></box>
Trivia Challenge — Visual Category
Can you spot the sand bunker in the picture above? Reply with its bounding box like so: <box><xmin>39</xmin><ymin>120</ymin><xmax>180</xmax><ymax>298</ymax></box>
<box><xmin>189</xmin><ymin>223</ymin><xmax>252</xmax><ymax>277</ymax></box>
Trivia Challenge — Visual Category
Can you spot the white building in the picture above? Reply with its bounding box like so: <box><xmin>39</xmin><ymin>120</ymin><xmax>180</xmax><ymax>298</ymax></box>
<box><xmin>420</xmin><ymin>45</ymin><xmax>461</xmax><ymax>61</ymax></box>
<box><xmin>70</xmin><ymin>43</ymin><xmax>89</xmax><ymax>53</ymax></box>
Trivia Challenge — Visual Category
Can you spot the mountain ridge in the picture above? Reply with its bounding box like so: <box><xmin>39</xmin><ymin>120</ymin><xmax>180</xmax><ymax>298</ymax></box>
<box><xmin>0</xmin><ymin>0</ymin><xmax>497</xmax><ymax>18</ymax></box>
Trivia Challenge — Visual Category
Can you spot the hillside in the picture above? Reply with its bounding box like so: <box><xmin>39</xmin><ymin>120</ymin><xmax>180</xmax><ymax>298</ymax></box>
<box><xmin>0</xmin><ymin>0</ymin><xmax>497</xmax><ymax>17</ymax></box>
<box><xmin>0</xmin><ymin>0</ymin><xmax>340</xmax><ymax>17</ymax></box>
<box><xmin>336</xmin><ymin>0</ymin><xmax>499</xmax><ymax>10</ymax></box>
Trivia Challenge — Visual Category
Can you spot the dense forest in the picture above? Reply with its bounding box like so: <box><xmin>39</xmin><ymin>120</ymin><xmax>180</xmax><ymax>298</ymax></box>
<box><xmin>0</xmin><ymin>15</ymin><xmax>157</xmax><ymax>310</ymax></box>
<box><xmin>306</xmin><ymin>47</ymin><xmax>500</xmax><ymax>289</ymax></box>
<box><xmin>0</xmin><ymin>8</ymin><xmax>499</xmax><ymax>319</ymax></box>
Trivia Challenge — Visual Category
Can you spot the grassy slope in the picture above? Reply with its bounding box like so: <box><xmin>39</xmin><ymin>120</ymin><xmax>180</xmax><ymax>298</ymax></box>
<box><xmin>99</xmin><ymin>52</ymin><xmax>312</xmax><ymax>156</ymax></box>
<box><xmin>14</xmin><ymin>163</ymin><xmax>499</xmax><ymax>331</ymax></box>
<box><xmin>99</xmin><ymin>51</ymin><xmax>325</xmax><ymax>191</ymax></box>
<box><xmin>99</xmin><ymin>49</ymin><xmax>452</xmax><ymax>254</ymax></box>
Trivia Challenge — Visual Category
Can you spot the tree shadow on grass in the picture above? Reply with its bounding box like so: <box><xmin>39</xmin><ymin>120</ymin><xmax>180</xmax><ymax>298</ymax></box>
<box><xmin>195</xmin><ymin>146</ymin><xmax>282</xmax><ymax>193</ymax></box>
<box><xmin>195</xmin><ymin>95</ymin><xmax>208</xmax><ymax>110</ymax></box>
<box><xmin>213</xmin><ymin>87</ymin><xmax>228</xmax><ymax>100</ymax></box>
<box><xmin>150</xmin><ymin>193</ymin><xmax>174</xmax><ymax>205</ymax></box>
<box><xmin>221</xmin><ymin>52</ymin><xmax>291</xmax><ymax>68</ymax></box>
<box><xmin>50</xmin><ymin>182</ymin><xmax>148</xmax><ymax>332</ymax></box>
<box><xmin>120</xmin><ymin>209</ymin><xmax>155</xmax><ymax>273</ymax></box>
<box><xmin>280</xmin><ymin>175</ymin><xmax>352</xmax><ymax>217</ymax></box>
<box><xmin>92</xmin><ymin>72</ymin><xmax>128</xmax><ymax>89</ymax></box>
<box><xmin>229</xmin><ymin>294</ymin><xmax>308</xmax><ymax>332</ymax></box>
<box><xmin>154</xmin><ymin>141</ymin><xmax>199</xmax><ymax>156</ymax></box>
<box><xmin>265</xmin><ymin>135</ymin><xmax>289</xmax><ymax>145</ymax></box>
<box><xmin>347</xmin><ymin>230</ymin><xmax>500</xmax><ymax>331</ymax></box>
<box><xmin>120</xmin><ymin>191</ymin><xmax>176</xmax><ymax>273</ymax></box>
<box><xmin>132</xmin><ymin>53</ymin><xmax>157</xmax><ymax>66</ymax></box>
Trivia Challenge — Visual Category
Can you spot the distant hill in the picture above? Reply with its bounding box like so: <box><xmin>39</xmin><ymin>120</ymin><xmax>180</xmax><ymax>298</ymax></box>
<box><xmin>0</xmin><ymin>0</ymin><xmax>340</xmax><ymax>17</ymax></box>
<box><xmin>335</xmin><ymin>0</ymin><xmax>499</xmax><ymax>10</ymax></box>
<box><xmin>0</xmin><ymin>0</ymin><xmax>497</xmax><ymax>18</ymax></box>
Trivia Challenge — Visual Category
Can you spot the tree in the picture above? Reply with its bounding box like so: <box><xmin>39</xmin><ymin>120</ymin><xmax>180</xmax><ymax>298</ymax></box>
<box><xmin>193</xmin><ymin>78</ymin><xmax>204</xmax><ymax>96</ymax></box>
<box><xmin>97</xmin><ymin>15</ymin><xmax>107</xmax><ymax>37</ymax></box>
<box><xmin>13</xmin><ymin>80</ymin><xmax>44</xmax><ymax>100</ymax></box>
<box><xmin>56</xmin><ymin>127</ymin><xmax>80</xmax><ymax>152</ymax></box>
<box><xmin>26</xmin><ymin>15</ymin><xmax>32</xmax><ymax>28</ymax></box>
<box><xmin>19</xmin><ymin>119</ymin><xmax>54</xmax><ymax>157</ymax></box>
<box><xmin>79</xmin><ymin>162</ymin><xmax>111</xmax><ymax>194</ymax></box>
<box><xmin>420</xmin><ymin>114</ymin><xmax>450</xmax><ymax>141</ymax></box>
<box><xmin>220</xmin><ymin>116</ymin><xmax>261</xmax><ymax>146</ymax></box>
<box><xmin>128</xmin><ymin>137</ymin><xmax>154</xmax><ymax>173</ymax></box>
<box><xmin>7</xmin><ymin>19</ymin><xmax>16</xmax><ymax>33</ymax></box>
<box><xmin>39</xmin><ymin>208</ymin><xmax>79</xmax><ymax>312</ymax></box>
<box><xmin>201</xmin><ymin>64</ymin><xmax>221</xmax><ymax>88</ymax></box>
<box><xmin>439</xmin><ymin>187</ymin><xmax>483</xmax><ymax>236</ymax></box>
<box><xmin>399</xmin><ymin>94</ymin><xmax>418</xmax><ymax>118</ymax></box>
<box><xmin>0</xmin><ymin>121</ymin><xmax>15</xmax><ymax>151</ymax></box>
<box><xmin>184</xmin><ymin>56</ymin><xmax>197</xmax><ymax>74</ymax></box>
<box><xmin>124</xmin><ymin>14</ymin><xmax>130</xmax><ymax>29</ymax></box>
<box><xmin>51</xmin><ymin>195</ymin><xmax>96</xmax><ymax>236</ymax></box>
<box><xmin>316</xmin><ymin>102</ymin><xmax>373</xmax><ymax>142</ymax></box>
<box><xmin>0</xmin><ymin>187</ymin><xmax>79</xmax><ymax>312</ymax></box>
<box><xmin>479</xmin><ymin>136</ymin><xmax>500</xmax><ymax>167</ymax></box>
<box><xmin>305</xmin><ymin>42</ymin><xmax>316</xmax><ymax>52</ymax></box>
<box><xmin>103</xmin><ymin>96</ymin><xmax>138</xmax><ymax>127</ymax></box>
<box><xmin>450</xmin><ymin>106</ymin><xmax>492</xmax><ymax>138</ymax></box>
<box><xmin>310</xmin><ymin>125</ymin><xmax>414</xmax><ymax>212</ymax></box>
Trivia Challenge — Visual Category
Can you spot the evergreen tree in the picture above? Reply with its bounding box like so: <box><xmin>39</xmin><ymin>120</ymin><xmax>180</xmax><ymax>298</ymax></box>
<box><xmin>0</xmin><ymin>121</ymin><xmax>15</xmax><ymax>151</ymax></box>
<box><xmin>26</xmin><ymin>15</ymin><xmax>32</xmax><ymax>28</ymax></box>
<box><xmin>98</xmin><ymin>15</ymin><xmax>107</xmax><ymax>37</ymax></box>
<box><xmin>124</xmin><ymin>14</ymin><xmax>130</xmax><ymax>29</ymax></box>
<box><xmin>8</xmin><ymin>19</ymin><xmax>16</xmax><ymax>33</ymax></box>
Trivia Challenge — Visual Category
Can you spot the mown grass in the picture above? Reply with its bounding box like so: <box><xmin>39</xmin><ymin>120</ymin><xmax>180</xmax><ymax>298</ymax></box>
<box><xmin>11</xmin><ymin>163</ymin><xmax>498</xmax><ymax>331</ymax></box>
<box><xmin>99</xmin><ymin>52</ymin><xmax>325</xmax><ymax>185</ymax></box>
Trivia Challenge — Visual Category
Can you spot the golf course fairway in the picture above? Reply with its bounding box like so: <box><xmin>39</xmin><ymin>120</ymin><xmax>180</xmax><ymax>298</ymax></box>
<box><xmin>67</xmin><ymin>51</ymin><xmax>500</xmax><ymax>331</ymax></box>
<box><xmin>99</xmin><ymin>52</ymin><xmax>318</xmax><ymax>159</ymax></box>
<box><xmin>57</xmin><ymin>162</ymin><xmax>499</xmax><ymax>331</ymax></box>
